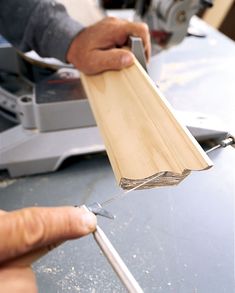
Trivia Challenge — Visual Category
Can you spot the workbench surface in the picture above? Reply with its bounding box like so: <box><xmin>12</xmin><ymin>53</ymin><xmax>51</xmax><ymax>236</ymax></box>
<box><xmin>0</xmin><ymin>17</ymin><xmax>234</xmax><ymax>292</ymax></box>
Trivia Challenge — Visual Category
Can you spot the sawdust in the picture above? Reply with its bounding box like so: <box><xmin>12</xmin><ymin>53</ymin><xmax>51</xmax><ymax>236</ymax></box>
<box><xmin>36</xmin><ymin>265</ymin><xmax>63</xmax><ymax>275</ymax></box>
<box><xmin>156</xmin><ymin>57</ymin><xmax>233</xmax><ymax>92</ymax></box>
<box><xmin>36</xmin><ymin>264</ymin><xmax>82</xmax><ymax>292</ymax></box>
<box><xmin>56</xmin><ymin>266</ymin><xmax>81</xmax><ymax>292</ymax></box>
<box><xmin>0</xmin><ymin>174</ymin><xmax>16</xmax><ymax>188</ymax></box>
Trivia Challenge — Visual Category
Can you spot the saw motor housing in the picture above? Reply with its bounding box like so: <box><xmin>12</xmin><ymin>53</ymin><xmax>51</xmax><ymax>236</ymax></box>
<box><xmin>101</xmin><ymin>0</ymin><xmax>213</xmax><ymax>49</ymax></box>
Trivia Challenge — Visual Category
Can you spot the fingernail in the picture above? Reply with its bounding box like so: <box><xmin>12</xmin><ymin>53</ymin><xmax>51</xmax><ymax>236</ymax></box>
<box><xmin>121</xmin><ymin>54</ymin><xmax>133</xmax><ymax>66</ymax></box>
<box><xmin>80</xmin><ymin>206</ymin><xmax>97</xmax><ymax>231</ymax></box>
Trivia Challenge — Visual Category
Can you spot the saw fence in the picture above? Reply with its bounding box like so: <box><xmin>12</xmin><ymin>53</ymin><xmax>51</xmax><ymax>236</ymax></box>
<box><xmin>81</xmin><ymin>59</ymin><xmax>213</xmax><ymax>190</ymax></box>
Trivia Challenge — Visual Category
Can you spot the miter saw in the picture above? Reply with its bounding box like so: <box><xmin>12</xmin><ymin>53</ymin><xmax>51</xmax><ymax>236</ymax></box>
<box><xmin>102</xmin><ymin>0</ymin><xmax>213</xmax><ymax>50</ymax></box>
<box><xmin>0</xmin><ymin>38</ymin><xmax>104</xmax><ymax>177</ymax></box>
<box><xmin>0</xmin><ymin>1</ymin><xmax>233</xmax><ymax>178</ymax></box>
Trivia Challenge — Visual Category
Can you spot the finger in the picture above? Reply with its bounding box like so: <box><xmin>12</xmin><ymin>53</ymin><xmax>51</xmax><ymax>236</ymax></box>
<box><xmin>82</xmin><ymin>49</ymin><xmax>134</xmax><ymax>75</ymax></box>
<box><xmin>0</xmin><ymin>210</ymin><xmax>7</xmax><ymax>216</ymax></box>
<box><xmin>0</xmin><ymin>206</ymin><xmax>96</xmax><ymax>263</ymax></box>
<box><xmin>0</xmin><ymin>267</ymin><xmax>37</xmax><ymax>293</ymax></box>
<box><xmin>122</xmin><ymin>21</ymin><xmax>151</xmax><ymax>61</ymax></box>
<box><xmin>97</xmin><ymin>17</ymin><xmax>151</xmax><ymax>61</ymax></box>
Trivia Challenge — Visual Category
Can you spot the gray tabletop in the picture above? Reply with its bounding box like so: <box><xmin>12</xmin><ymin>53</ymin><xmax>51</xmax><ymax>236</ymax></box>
<box><xmin>0</xmin><ymin>17</ymin><xmax>235</xmax><ymax>293</ymax></box>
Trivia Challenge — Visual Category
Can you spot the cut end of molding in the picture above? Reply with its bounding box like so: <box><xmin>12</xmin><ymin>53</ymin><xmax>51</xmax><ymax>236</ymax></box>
<box><xmin>120</xmin><ymin>170</ymin><xmax>191</xmax><ymax>190</ymax></box>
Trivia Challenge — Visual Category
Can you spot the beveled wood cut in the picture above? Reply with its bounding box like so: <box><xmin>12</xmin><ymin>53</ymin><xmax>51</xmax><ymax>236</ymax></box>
<box><xmin>81</xmin><ymin>59</ymin><xmax>213</xmax><ymax>189</ymax></box>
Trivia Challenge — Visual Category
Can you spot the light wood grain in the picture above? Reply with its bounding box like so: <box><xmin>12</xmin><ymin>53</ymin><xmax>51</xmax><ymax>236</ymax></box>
<box><xmin>202</xmin><ymin>0</ymin><xmax>234</xmax><ymax>28</ymax></box>
<box><xmin>81</xmin><ymin>59</ymin><xmax>213</xmax><ymax>189</ymax></box>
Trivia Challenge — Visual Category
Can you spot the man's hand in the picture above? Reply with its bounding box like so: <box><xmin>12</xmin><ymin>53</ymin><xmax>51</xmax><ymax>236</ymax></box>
<box><xmin>66</xmin><ymin>17</ymin><xmax>151</xmax><ymax>75</ymax></box>
<box><xmin>0</xmin><ymin>206</ymin><xmax>96</xmax><ymax>292</ymax></box>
